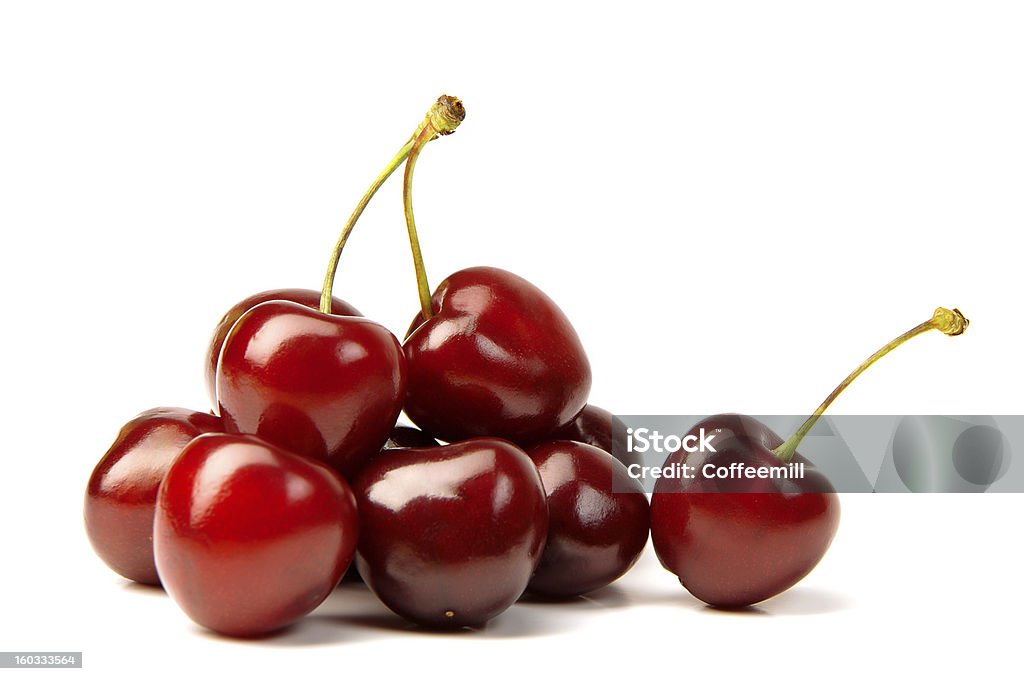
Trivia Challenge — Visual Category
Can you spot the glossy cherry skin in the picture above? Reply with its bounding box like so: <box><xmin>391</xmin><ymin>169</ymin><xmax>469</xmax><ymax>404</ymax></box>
<box><xmin>217</xmin><ymin>300</ymin><xmax>406</xmax><ymax>477</ymax></box>
<box><xmin>650</xmin><ymin>414</ymin><xmax>840</xmax><ymax>608</ymax></box>
<box><xmin>84</xmin><ymin>408</ymin><xmax>222</xmax><ymax>584</ymax></box>
<box><xmin>353</xmin><ymin>438</ymin><xmax>548</xmax><ymax>628</ymax></box>
<box><xmin>526</xmin><ymin>441</ymin><xmax>650</xmax><ymax>598</ymax></box>
<box><xmin>204</xmin><ymin>288</ymin><xmax>360</xmax><ymax>406</ymax></box>
<box><xmin>339</xmin><ymin>424</ymin><xmax>439</xmax><ymax>584</ymax></box>
<box><xmin>553</xmin><ymin>404</ymin><xmax>643</xmax><ymax>470</ymax></box>
<box><xmin>404</xmin><ymin>266</ymin><xmax>592</xmax><ymax>444</ymax></box>
<box><xmin>154</xmin><ymin>433</ymin><xmax>358</xmax><ymax>637</ymax></box>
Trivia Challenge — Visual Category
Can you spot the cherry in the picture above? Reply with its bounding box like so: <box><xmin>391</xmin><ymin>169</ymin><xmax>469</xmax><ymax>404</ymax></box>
<box><xmin>392</xmin><ymin>105</ymin><xmax>591</xmax><ymax>444</ymax></box>
<box><xmin>154</xmin><ymin>432</ymin><xmax>358</xmax><ymax>637</ymax></box>
<box><xmin>217</xmin><ymin>300</ymin><xmax>406</xmax><ymax>477</ymax></box>
<box><xmin>204</xmin><ymin>288</ymin><xmax>359</xmax><ymax>406</ymax></box>
<box><xmin>650</xmin><ymin>307</ymin><xmax>969</xmax><ymax>608</ymax></box>
<box><xmin>553</xmin><ymin>404</ymin><xmax>643</xmax><ymax>469</ymax></box>
<box><xmin>85</xmin><ymin>407</ymin><xmax>222</xmax><ymax>585</ymax></box>
<box><xmin>651</xmin><ymin>414</ymin><xmax>839</xmax><ymax>609</ymax></box>
<box><xmin>403</xmin><ymin>267</ymin><xmax>592</xmax><ymax>443</ymax></box>
<box><xmin>352</xmin><ymin>438</ymin><xmax>548</xmax><ymax>628</ymax></box>
<box><xmin>525</xmin><ymin>440</ymin><xmax>649</xmax><ymax>598</ymax></box>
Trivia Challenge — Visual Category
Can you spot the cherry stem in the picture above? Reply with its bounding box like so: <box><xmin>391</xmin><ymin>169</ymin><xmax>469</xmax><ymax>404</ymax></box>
<box><xmin>320</xmin><ymin>140</ymin><xmax>413</xmax><ymax>313</ymax></box>
<box><xmin>404</xmin><ymin>126</ymin><xmax>436</xmax><ymax>319</ymax></box>
<box><xmin>402</xmin><ymin>95</ymin><xmax>466</xmax><ymax>320</ymax></box>
<box><xmin>319</xmin><ymin>95</ymin><xmax>465</xmax><ymax>315</ymax></box>
<box><xmin>773</xmin><ymin>307</ymin><xmax>969</xmax><ymax>463</ymax></box>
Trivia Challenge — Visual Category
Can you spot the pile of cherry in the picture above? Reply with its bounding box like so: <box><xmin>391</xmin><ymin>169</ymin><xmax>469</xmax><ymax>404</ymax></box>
<box><xmin>85</xmin><ymin>96</ymin><xmax>970</xmax><ymax>638</ymax></box>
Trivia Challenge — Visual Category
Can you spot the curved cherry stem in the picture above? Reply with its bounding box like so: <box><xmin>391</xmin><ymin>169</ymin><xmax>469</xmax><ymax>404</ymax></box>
<box><xmin>404</xmin><ymin>124</ymin><xmax>438</xmax><ymax>319</ymax></box>
<box><xmin>774</xmin><ymin>307</ymin><xmax>969</xmax><ymax>463</ymax></box>
<box><xmin>320</xmin><ymin>140</ymin><xmax>413</xmax><ymax>313</ymax></box>
<box><xmin>401</xmin><ymin>95</ymin><xmax>466</xmax><ymax>320</ymax></box>
<box><xmin>319</xmin><ymin>95</ymin><xmax>465</xmax><ymax>315</ymax></box>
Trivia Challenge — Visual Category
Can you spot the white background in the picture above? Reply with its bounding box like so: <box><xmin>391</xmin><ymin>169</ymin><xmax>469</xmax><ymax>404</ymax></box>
<box><xmin>1</xmin><ymin>1</ymin><xmax>1022</xmax><ymax>678</ymax></box>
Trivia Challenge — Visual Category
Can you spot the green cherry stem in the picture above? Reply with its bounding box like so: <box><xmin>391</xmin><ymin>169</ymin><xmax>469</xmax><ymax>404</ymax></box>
<box><xmin>319</xmin><ymin>95</ymin><xmax>466</xmax><ymax>314</ymax></box>
<box><xmin>403</xmin><ymin>95</ymin><xmax>466</xmax><ymax>320</ymax></box>
<box><xmin>773</xmin><ymin>307</ymin><xmax>970</xmax><ymax>463</ymax></box>
<box><xmin>319</xmin><ymin>140</ymin><xmax>412</xmax><ymax>313</ymax></box>
<box><xmin>403</xmin><ymin>125</ymin><xmax>437</xmax><ymax>319</ymax></box>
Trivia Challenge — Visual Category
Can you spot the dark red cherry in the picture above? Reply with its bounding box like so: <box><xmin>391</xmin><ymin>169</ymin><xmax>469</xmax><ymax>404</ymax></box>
<box><xmin>403</xmin><ymin>266</ymin><xmax>592</xmax><ymax>444</ymax></box>
<box><xmin>650</xmin><ymin>414</ymin><xmax>839</xmax><ymax>608</ymax></box>
<box><xmin>84</xmin><ymin>407</ymin><xmax>222</xmax><ymax>584</ymax></box>
<box><xmin>204</xmin><ymin>289</ymin><xmax>360</xmax><ymax>406</ymax></box>
<box><xmin>353</xmin><ymin>438</ymin><xmax>548</xmax><ymax>628</ymax></box>
<box><xmin>526</xmin><ymin>440</ymin><xmax>650</xmax><ymax>598</ymax></box>
<box><xmin>154</xmin><ymin>432</ymin><xmax>358</xmax><ymax>637</ymax></box>
<box><xmin>649</xmin><ymin>307</ymin><xmax>968</xmax><ymax>608</ymax></box>
<box><xmin>553</xmin><ymin>404</ymin><xmax>642</xmax><ymax>469</ymax></box>
<box><xmin>217</xmin><ymin>300</ymin><xmax>405</xmax><ymax>477</ymax></box>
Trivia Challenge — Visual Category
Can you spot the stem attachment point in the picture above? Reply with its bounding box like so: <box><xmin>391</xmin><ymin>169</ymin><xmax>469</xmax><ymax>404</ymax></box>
<box><xmin>933</xmin><ymin>307</ymin><xmax>969</xmax><ymax>336</ymax></box>
<box><xmin>425</xmin><ymin>95</ymin><xmax>465</xmax><ymax>137</ymax></box>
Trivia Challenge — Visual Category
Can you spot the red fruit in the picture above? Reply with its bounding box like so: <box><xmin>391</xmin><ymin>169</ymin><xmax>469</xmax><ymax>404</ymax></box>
<box><xmin>404</xmin><ymin>267</ymin><xmax>591</xmax><ymax>444</ymax></box>
<box><xmin>154</xmin><ymin>433</ymin><xmax>358</xmax><ymax>637</ymax></box>
<box><xmin>526</xmin><ymin>440</ymin><xmax>650</xmax><ymax>598</ymax></box>
<box><xmin>85</xmin><ymin>407</ymin><xmax>222</xmax><ymax>584</ymax></box>
<box><xmin>650</xmin><ymin>307</ymin><xmax>968</xmax><ymax>608</ymax></box>
<box><xmin>217</xmin><ymin>300</ymin><xmax>405</xmax><ymax>477</ymax></box>
<box><xmin>204</xmin><ymin>288</ymin><xmax>360</xmax><ymax>406</ymax></box>
<box><xmin>650</xmin><ymin>415</ymin><xmax>839</xmax><ymax>607</ymax></box>
<box><xmin>353</xmin><ymin>438</ymin><xmax>548</xmax><ymax>628</ymax></box>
